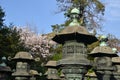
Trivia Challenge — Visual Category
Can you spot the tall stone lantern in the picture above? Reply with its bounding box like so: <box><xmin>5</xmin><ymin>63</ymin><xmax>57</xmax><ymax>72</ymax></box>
<box><xmin>89</xmin><ymin>36</ymin><xmax>118</xmax><ymax>80</ymax></box>
<box><xmin>52</xmin><ymin>8</ymin><xmax>97</xmax><ymax>80</ymax></box>
<box><xmin>12</xmin><ymin>51</ymin><xmax>34</xmax><ymax>80</ymax></box>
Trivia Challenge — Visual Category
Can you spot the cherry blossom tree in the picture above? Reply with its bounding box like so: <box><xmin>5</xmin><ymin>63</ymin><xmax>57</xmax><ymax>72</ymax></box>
<box><xmin>18</xmin><ymin>27</ymin><xmax>56</xmax><ymax>61</ymax></box>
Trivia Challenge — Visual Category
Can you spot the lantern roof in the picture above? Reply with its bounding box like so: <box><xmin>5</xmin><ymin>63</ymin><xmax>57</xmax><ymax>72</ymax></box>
<box><xmin>52</xmin><ymin>8</ymin><xmax>97</xmax><ymax>44</ymax></box>
<box><xmin>0</xmin><ymin>66</ymin><xmax>11</xmax><ymax>72</ymax></box>
<box><xmin>85</xmin><ymin>72</ymin><xmax>97</xmax><ymax>77</ymax></box>
<box><xmin>45</xmin><ymin>61</ymin><xmax>57</xmax><ymax>67</ymax></box>
<box><xmin>112</xmin><ymin>57</ymin><xmax>120</xmax><ymax>64</ymax></box>
<box><xmin>89</xmin><ymin>35</ymin><xmax>118</xmax><ymax>57</ymax></box>
<box><xmin>90</xmin><ymin>46</ymin><xmax>118</xmax><ymax>57</ymax></box>
<box><xmin>12</xmin><ymin>71</ymin><xmax>30</xmax><ymax>77</ymax></box>
<box><xmin>12</xmin><ymin>51</ymin><xmax>34</xmax><ymax>61</ymax></box>
<box><xmin>52</xmin><ymin>26</ymin><xmax>97</xmax><ymax>44</ymax></box>
<box><xmin>30</xmin><ymin>70</ymin><xmax>39</xmax><ymax>76</ymax></box>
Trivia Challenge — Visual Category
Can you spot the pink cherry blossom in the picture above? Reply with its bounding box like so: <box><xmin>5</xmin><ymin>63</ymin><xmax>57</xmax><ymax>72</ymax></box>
<box><xmin>17</xmin><ymin>27</ymin><xmax>56</xmax><ymax>58</ymax></box>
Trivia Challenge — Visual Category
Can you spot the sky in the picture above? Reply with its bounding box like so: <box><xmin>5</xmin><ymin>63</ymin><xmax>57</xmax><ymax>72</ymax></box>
<box><xmin>0</xmin><ymin>0</ymin><xmax>120</xmax><ymax>38</ymax></box>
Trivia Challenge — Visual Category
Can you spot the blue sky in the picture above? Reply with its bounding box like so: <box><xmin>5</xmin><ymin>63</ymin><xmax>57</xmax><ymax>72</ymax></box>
<box><xmin>103</xmin><ymin>0</ymin><xmax>120</xmax><ymax>38</ymax></box>
<box><xmin>0</xmin><ymin>0</ymin><xmax>120</xmax><ymax>38</ymax></box>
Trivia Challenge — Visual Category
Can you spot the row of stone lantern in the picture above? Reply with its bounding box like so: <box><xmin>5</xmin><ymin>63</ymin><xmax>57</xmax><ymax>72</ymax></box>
<box><xmin>87</xmin><ymin>35</ymin><xmax>120</xmax><ymax>80</ymax></box>
<box><xmin>89</xmin><ymin>35</ymin><xmax>118</xmax><ymax>80</ymax></box>
<box><xmin>2</xmin><ymin>35</ymin><xmax>118</xmax><ymax>80</ymax></box>
<box><xmin>45</xmin><ymin>7</ymin><xmax>120</xmax><ymax>80</ymax></box>
<box><xmin>0</xmin><ymin>51</ymin><xmax>40</xmax><ymax>80</ymax></box>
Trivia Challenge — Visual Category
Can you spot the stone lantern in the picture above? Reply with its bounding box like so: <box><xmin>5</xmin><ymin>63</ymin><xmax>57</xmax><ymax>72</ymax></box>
<box><xmin>12</xmin><ymin>51</ymin><xmax>34</xmax><ymax>80</ymax></box>
<box><xmin>89</xmin><ymin>36</ymin><xmax>118</xmax><ymax>80</ymax></box>
<box><xmin>111</xmin><ymin>57</ymin><xmax>120</xmax><ymax>80</ymax></box>
<box><xmin>0</xmin><ymin>57</ymin><xmax>11</xmax><ymax>80</ymax></box>
<box><xmin>85</xmin><ymin>71</ymin><xmax>97</xmax><ymax>80</ymax></box>
<box><xmin>52</xmin><ymin>8</ymin><xmax>97</xmax><ymax>80</ymax></box>
<box><xmin>45</xmin><ymin>60</ymin><xmax>60</xmax><ymax>80</ymax></box>
<box><xmin>60</xmin><ymin>72</ymin><xmax>65</xmax><ymax>80</ymax></box>
<box><xmin>30</xmin><ymin>70</ymin><xmax>39</xmax><ymax>80</ymax></box>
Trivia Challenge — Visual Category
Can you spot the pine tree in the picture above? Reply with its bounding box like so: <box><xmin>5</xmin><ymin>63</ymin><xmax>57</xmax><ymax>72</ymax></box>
<box><xmin>0</xmin><ymin>6</ymin><xmax>5</xmax><ymax>28</ymax></box>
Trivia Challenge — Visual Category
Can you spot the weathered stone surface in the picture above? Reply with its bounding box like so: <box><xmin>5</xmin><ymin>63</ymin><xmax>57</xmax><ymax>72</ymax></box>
<box><xmin>112</xmin><ymin>57</ymin><xmax>120</xmax><ymax>63</ymax></box>
<box><xmin>52</xmin><ymin>26</ymin><xmax>97</xmax><ymax>44</ymax></box>
<box><xmin>12</xmin><ymin>62</ymin><xmax>30</xmax><ymax>77</ymax></box>
<box><xmin>12</xmin><ymin>51</ymin><xmax>34</xmax><ymax>60</ymax></box>
<box><xmin>45</xmin><ymin>60</ymin><xmax>60</xmax><ymax>80</ymax></box>
<box><xmin>45</xmin><ymin>61</ymin><xmax>57</xmax><ymax>67</ymax></box>
<box><xmin>30</xmin><ymin>70</ymin><xmax>39</xmax><ymax>76</ymax></box>
<box><xmin>90</xmin><ymin>46</ymin><xmax>118</xmax><ymax>57</ymax></box>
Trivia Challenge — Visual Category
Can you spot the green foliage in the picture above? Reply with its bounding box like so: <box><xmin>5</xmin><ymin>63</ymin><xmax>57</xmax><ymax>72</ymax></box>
<box><xmin>88</xmin><ymin>68</ymin><xmax>94</xmax><ymax>73</ymax></box>
<box><xmin>0</xmin><ymin>24</ymin><xmax>25</xmax><ymax>58</ymax></box>
<box><xmin>51</xmin><ymin>20</ymin><xmax>72</xmax><ymax>32</ymax></box>
<box><xmin>51</xmin><ymin>24</ymin><xmax>64</xmax><ymax>33</ymax></box>
<box><xmin>87</xmin><ymin>77</ymin><xmax>91</xmax><ymax>80</ymax></box>
<box><xmin>57</xmin><ymin>68</ymin><xmax>62</xmax><ymax>76</ymax></box>
<box><xmin>51</xmin><ymin>44</ymin><xmax>62</xmax><ymax>61</ymax></box>
<box><xmin>87</xmin><ymin>41</ymin><xmax>99</xmax><ymax>60</ymax></box>
<box><xmin>30</xmin><ymin>61</ymin><xmax>47</xmax><ymax>80</ymax></box>
<box><xmin>0</xmin><ymin>24</ymin><xmax>26</xmax><ymax>71</ymax></box>
<box><xmin>0</xmin><ymin>6</ymin><xmax>5</xmax><ymax>27</ymax></box>
<box><xmin>87</xmin><ymin>41</ymin><xmax>99</xmax><ymax>53</ymax></box>
<box><xmin>52</xmin><ymin>53</ymin><xmax>62</xmax><ymax>61</ymax></box>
